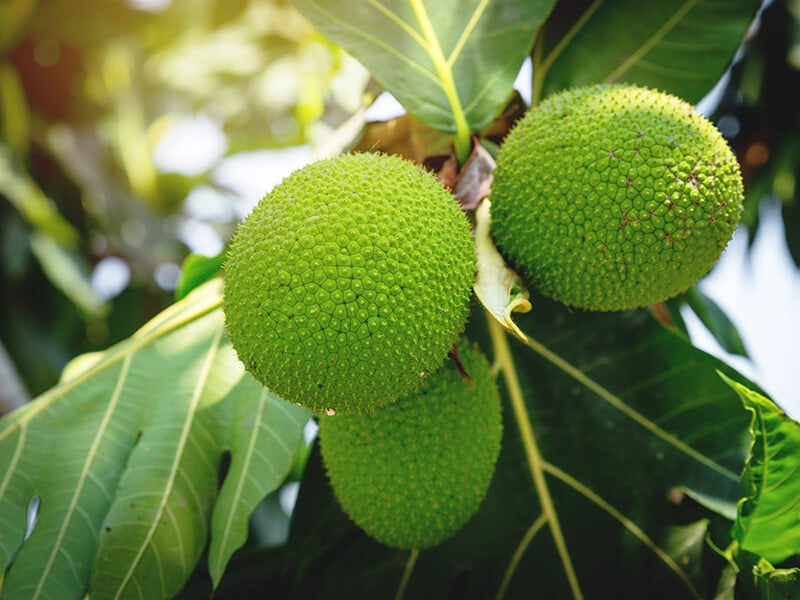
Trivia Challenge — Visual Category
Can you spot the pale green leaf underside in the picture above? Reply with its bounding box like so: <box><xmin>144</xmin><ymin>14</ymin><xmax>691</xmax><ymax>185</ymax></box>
<box><xmin>291</xmin><ymin>0</ymin><xmax>555</xmax><ymax>136</ymax></box>
<box><xmin>0</xmin><ymin>280</ymin><xmax>308</xmax><ymax>599</ymax></box>
<box><xmin>725</xmin><ymin>375</ymin><xmax>800</xmax><ymax>564</ymax></box>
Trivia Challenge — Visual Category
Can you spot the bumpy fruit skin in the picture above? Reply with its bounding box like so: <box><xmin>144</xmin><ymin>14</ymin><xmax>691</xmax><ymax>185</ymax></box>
<box><xmin>318</xmin><ymin>339</ymin><xmax>502</xmax><ymax>549</ymax></box>
<box><xmin>490</xmin><ymin>84</ymin><xmax>744</xmax><ymax>311</ymax></box>
<box><xmin>223</xmin><ymin>152</ymin><xmax>474</xmax><ymax>415</ymax></box>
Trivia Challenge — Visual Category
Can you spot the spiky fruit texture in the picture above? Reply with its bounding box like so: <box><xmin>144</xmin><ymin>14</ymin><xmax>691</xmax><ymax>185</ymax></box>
<box><xmin>223</xmin><ymin>152</ymin><xmax>474</xmax><ymax>415</ymax></box>
<box><xmin>318</xmin><ymin>339</ymin><xmax>502</xmax><ymax>549</ymax></box>
<box><xmin>490</xmin><ymin>84</ymin><xmax>744</xmax><ymax>311</ymax></box>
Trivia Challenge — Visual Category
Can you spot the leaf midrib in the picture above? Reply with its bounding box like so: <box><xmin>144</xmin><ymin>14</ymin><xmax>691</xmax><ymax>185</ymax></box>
<box><xmin>489</xmin><ymin>321</ymin><xmax>741</xmax><ymax>596</ymax></box>
<box><xmin>209</xmin><ymin>388</ymin><xmax>269</xmax><ymax>579</ymax></box>
<box><xmin>489</xmin><ymin>318</ymin><xmax>583</xmax><ymax>600</ymax></box>
<box><xmin>298</xmin><ymin>0</ymin><xmax>491</xmax><ymax>158</ymax></box>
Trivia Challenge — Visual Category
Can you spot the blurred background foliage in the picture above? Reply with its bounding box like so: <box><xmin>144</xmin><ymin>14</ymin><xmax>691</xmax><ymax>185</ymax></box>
<box><xmin>718</xmin><ymin>0</ymin><xmax>800</xmax><ymax>260</ymax></box>
<box><xmin>0</xmin><ymin>0</ymin><xmax>369</xmax><ymax>404</ymax></box>
<box><xmin>0</xmin><ymin>0</ymin><xmax>798</xmax><ymax>411</ymax></box>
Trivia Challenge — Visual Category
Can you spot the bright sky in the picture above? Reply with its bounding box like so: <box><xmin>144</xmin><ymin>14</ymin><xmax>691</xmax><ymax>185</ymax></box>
<box><xmin>685</xmin><ymin>202</ymin><xmax>800</xmax><ymax>418</ymax></box>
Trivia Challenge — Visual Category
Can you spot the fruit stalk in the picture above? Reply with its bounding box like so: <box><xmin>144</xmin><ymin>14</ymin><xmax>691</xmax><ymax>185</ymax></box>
<box><xmin>487</xmin><ymin>317</ymin><xmax>584</xmax><ymax>600</ymax></box>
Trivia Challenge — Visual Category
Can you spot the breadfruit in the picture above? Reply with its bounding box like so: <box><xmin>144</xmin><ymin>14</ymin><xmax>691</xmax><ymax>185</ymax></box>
<box><xmin>318</xmin><ymin>339</ymin><xmax>502</xmax><ymax>549</ymax></box>
<box><xmin>223</xmin><ymin>152</ymin><xmax>475</xmax><ymax>415</ymax></box>
<box><xmin>490</xmin><ymin>84</ymin><xmax>744</xmax><ymax>311</ymax></box>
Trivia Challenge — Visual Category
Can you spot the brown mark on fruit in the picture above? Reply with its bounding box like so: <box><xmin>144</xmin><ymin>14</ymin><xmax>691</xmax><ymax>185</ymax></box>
<box><xmin>450</xmin><ymin>343</ymin><xmax>474</xmax><ymax>388</ymax></box>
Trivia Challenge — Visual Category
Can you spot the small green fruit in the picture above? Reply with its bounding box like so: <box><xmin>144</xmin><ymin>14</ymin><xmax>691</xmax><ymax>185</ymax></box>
<box><xmin>318</xmin><ymin>339</ymin><xmax>502</xmax><ymax>550</ymax></box>
<box><xmin>223</xmin><ymin>152</ymin><xmax>474</xmax><ymax>415</ymax></box>
<box><xmin>490</xmin><ymin>84</ymin><xmax>744</xmax><ymax>311</ymax></box>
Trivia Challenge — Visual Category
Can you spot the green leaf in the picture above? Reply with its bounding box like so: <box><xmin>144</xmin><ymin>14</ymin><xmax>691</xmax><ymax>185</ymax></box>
<box><xmin>0</xmin><ymin>279</ymin><xmax>308</xmax><ymax>598</ymax></box>
<box><xmin>290</xmin><ymin>0</ymin><xmax>556</xmax><ymax>158</ymax></box>
<box><xmin>175</xmin><ymin>251</ymin><xmax>227</xmax><ymax>301</ymax></box>
<box><xmin>724</xmin><ymin>375</ymin><xmax>800</xmax><ymax>565</ymax></box>
<box><xmin>684</xmin><ymin>287</ymin><xmax>748</xmax><ymax>357</ymax></box>
<box><xmin>208</xmin><ymin>389</ymin><xmax>310</xmax><ymax>588</ymax></box>
<box><xmin>533</xmin><ymin>0</ymin><xmax>761</xmax><ymax>104</ymax></box>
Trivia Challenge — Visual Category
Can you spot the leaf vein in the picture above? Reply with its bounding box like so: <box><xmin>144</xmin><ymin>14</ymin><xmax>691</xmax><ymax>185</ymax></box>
<box><xmin>496</xmin><ymin>513</ymin><xmax>548</xmax><ymax>599</ymax></box>
<box><xmin>604</xmin><ymin>0</ymin><xmax>702</xmax><ymax>83</ymax></box>
<box><xmin>522</xmin><ymin>334</ymin><xmax>739</xmax><ymax>482</ymax></box>
<box><xmin>489</xmin><ymin>319</ymin><xmax>583</xmax><ymax>599</ymax></box>
<box><xmin>447</xmin><ymin>0</ymin><xmax>490</xmax><ymax>68</ymax></box>
<box><xmin>301</xmin><ymin>0</ymin><xmax>440</xmax><ymax>86</ymax></box>
<box><xmin>543</xmin><ymin>461</ymin><xmax>702</xmax><ymax>599</ymax></box>
<box><xmin>365</xmin><ymin>0</ymin><xmax>427</xmax><ymax>48</ymax></box>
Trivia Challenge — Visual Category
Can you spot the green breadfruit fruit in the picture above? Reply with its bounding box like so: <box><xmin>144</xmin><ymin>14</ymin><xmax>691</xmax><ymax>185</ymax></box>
<box><xmin>318</xmin><ymin>339</ymin><xmax>502</xmax><ymax>550</ymax></box>
<box><xmin>490</xmin><ymin>84</ymin><xmax>744</xmax><ymax>311</ymax></box>
<box><xmin>223</xmin><ymin>152</ymin><xmax>475</xmax><ymax>415</ymax></box>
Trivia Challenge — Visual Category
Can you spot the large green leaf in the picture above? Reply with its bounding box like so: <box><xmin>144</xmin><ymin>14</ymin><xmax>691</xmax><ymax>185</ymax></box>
<box><xmin>0</xmin><ymin>279</ymin><xmax>309</xmax><ymax>598</ymax></box>
<box><xmin>290</xmin><ymin>0</ymin><xmax>556</xmax><ymax>157</ymax></box>
<box><xmin>533</xmin><ymin>0</ymin><xmax>760</xmax><ymax>104</ymax></box>
<box><xmin>234</xmin><ymin>301</ymin><xmax>752</xmax><ymax>599</ymax></box>
<box><xmin>725</xmin><ymin>376</ymin><xmax>800</xmax><ymax>565</ymax></box>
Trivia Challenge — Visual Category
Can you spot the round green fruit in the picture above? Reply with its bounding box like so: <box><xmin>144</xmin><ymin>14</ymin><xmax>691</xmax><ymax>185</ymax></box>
<box><xmin>490</xmin><ymin>84</ymin><xmax>744</xmax><ymax>311</ymax></box>
<box><xmin>318</xmin><ymin>339</ymin><xmax>502</xmax><ymax>549</ymax></box>
<box><xmin>223</xmin><ymin>152</ymin><xmax>475</xmax><ymax>415</ymax></box>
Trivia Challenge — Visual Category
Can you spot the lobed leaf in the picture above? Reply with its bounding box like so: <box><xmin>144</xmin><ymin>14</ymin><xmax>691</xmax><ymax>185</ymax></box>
<box><xmin>0</xmin><ymin>280</ymin><xmax>308</xmax><ymax>598</ymax></box>
<box><xmin>725</xmin><ymin>375</ymin><xmax>800</xmax><ymax>565</ymax></box>
<box><xmin>208</xmin><ymin>387</ymin><xmax>310</xmax><ymax>588</ymax></box>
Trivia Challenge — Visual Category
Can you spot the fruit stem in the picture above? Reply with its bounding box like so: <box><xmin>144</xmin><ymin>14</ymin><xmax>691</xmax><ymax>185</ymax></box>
<box><xmin>487</xmin><ymin>317</ymin><xmax>584</xmax><ymax>599</ymax></box>
<box><xmin>395</xmin><ymin>548</ymin><xmax>419</xmax><ymax>600</ymax></box>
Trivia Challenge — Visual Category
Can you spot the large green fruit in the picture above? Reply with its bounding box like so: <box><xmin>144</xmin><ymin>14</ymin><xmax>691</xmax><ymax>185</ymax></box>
<box><xmin>318</xmin><ymin>339</ymin><xmax>502</xmax><ymax>549</ymax></box>
<box><xmin>223</xmin><ymin>152</ymin><xmax>475</xmax><ymax>415</ymax></box>
<box><xmin>490</xmin><ymin>84</ymin><xmax>744</xmax><ymax>311</ymax></box>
